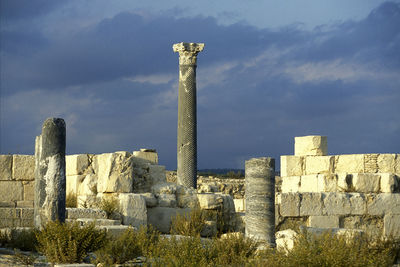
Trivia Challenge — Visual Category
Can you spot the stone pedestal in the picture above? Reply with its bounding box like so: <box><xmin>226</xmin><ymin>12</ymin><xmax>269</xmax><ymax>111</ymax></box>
<box><xmin>173</xmin><ymin>42</ymin><xmax>204</xmax><ymax>189</ymax></box>
<box><xmin>245</xmin><ymin>157</ymin><xmax>276</xmax><ymax>246</ymax></box>
<box><xmin>34</xmin><ymin>118</ymin><xmax>66</xmax><ymax>228</ymax></box>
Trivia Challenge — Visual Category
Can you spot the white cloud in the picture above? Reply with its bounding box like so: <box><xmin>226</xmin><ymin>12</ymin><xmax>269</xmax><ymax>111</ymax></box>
<box><xmin>125</xmin><ymin>73</ymin><xmax>175</xmax><ymax>85</ymax></box>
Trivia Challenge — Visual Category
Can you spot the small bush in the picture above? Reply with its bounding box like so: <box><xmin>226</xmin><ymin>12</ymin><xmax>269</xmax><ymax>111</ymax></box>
<box><xmin>14</xmin><ymin>250</ymin><xmax>37</xmax><ymax>265</ymax></box>
<box><xmin>36</xmin><ymin>221</ymin><xmax>107</xmax><ymax>264</ymax></box>
<box><xmin>98</xmin><ymin>196</ymin><xmax>120</xmax><ymax>219</ymax></box>
<box><xmin>0</xmin><ymin>228</ymin><xmax>38</xmax><ymax>252</ymax></box>
<box><xmin>170</xmin><ymin>207</ymin><xmax>207</xmax><ymax>237</ymax></box>
<box><xmin>66</xmin><ymin>192</ymin><xmax>77</xmax><ymax>208</ymax></box>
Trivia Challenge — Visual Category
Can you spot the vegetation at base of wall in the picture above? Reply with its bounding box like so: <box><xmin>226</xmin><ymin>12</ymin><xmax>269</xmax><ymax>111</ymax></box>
<box><xmin>198</xmin><ymin>169</ymin><xmax>245</xmax><ymax>179</ymax></box>
<box><xmin>170</xmin><ymin>207</ymin><xmax>208</xmax><ymax>237</ymax></box>
<box><xmin>0</xmin><ymin>228</ymin><xmax>38</xmax><ymax>252</ymax></box>
<box><xmin>13</xmin><ymin>250</ymin><xmax>38</xmax><ymax>265</ymax></box>
<box><xmin>66</xmin><ymin>192</ymin><xmax>78</xmax><ymax>208</ymax></box>
<box><xmin>97</xmin><ymin>196</ymin><xmax>120</xmax><ymax>219</ymax></box>
<box><xmin>35</xmin><ymin>221</ymin><xmax>107</xmax><ymax>264</ymax></box>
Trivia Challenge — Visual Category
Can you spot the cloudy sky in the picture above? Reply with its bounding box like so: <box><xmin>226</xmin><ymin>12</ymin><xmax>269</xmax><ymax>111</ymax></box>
<box><xmin>1</xmin><ymin>0</ymin><xmax>399</xmax><ymax>170</ymax></box>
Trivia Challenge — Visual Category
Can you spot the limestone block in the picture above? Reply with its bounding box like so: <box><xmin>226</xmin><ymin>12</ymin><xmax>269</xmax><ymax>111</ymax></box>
<box><xmin>216</xmin><ymin>193</ymin><xmax>237</xmax><ymax>232</ymax></box>
<box><xmin>281</xmin><ymin>176</ymin><xmax>300</xmax><ymax>193</ymax></box>
<box><xmin>66</xmin><ymin>154</ymin><xmax>91</xmax><ymax>176</ymax></box>
<box><xmin>348</xmin><ymin>193</ymin><xmax>366</xmax><ymax>215</ymax></box>
<box><xmin>299</xmin><ymin>175</ymin><xmax>319</xmax><ymax>192</ymax></box>
<box><xmin>133</xmin><ymin>149</ymin><xmax>158</xmax><ymax>164</ymax></box>
<box><xmin>157</xmin><ymin>193</ymin><xmax>177</xmax><ymax>207</ymax></box>
<box><xmin>0</xmin><ymin>181</ymin><xmax>23</xmax><ymax>202</ymax></box>
<box><xmin>97</xmin><ymin>225</ymin><xmax>129</xmax><ymax>238</ymax></box>
<box><xmin>147</xmin><ymin>207</ymin><xmax>190</xmax><ymax>233</ymax></box>
<box><xmin>139</xmin><ymin>193</ymin><xmax>158</xmax><ymax>207</ymax></box>
<box><xmin>300</xmin><ymin>193</ymin><xmax>324</xmax><ymax>216</ymax></box>
<box><xmin>66</xmin><ymin>175</ymin><xmax>84</xmax><ymax>196</ymax></box>
<box><xmin>23</xmin><ymin>181</ymin><xmax>34</xmax><ymax>201</ymax></box>
<box><xmin>384</xmin><ymin>214</ymin><xmax>400</xmax><ymax>238</ymax></box>
<box><xmin>20</xmin><ymin>208</ymin><xmax>34</xmax><ymax>220</ymax></box>
<box><xmin>335</xmin><ymin>154</ymin><xmax>364</xmax><ymax>173</ymax></box>
<box><xmin>16</xmin><ymin>201</ymin><xmax>34</xmax><ymax>208</ymax></box>
<box><xmin>176</xmin><ymin>186</ymin><xmax>198</xmax><ymax>208</ymax></box>
<box><xmin>294</xmin><ymin>135</ymin><xmax>327</xmax><ymax>156</ymax></box>
<box><xmin>149</xmin><ymin>165</ymin><xmax>166</xmax><ymax>185</ymax></box>
<box><xmin>0</xmin><ymin>201</ymin><xmax>15</xmax><ymax>207</ymax></box>
<box><xmin>0</xmin><ymin>155</ymin><xmax>12</xmax><ymax>180</ymax></box>
<box><xmin>197</xmin><ymin>193</ymin><xmax>223</xmax><ymax>210</ymax></box>
<box><xmin>74</xmin><ymin>218</ymin><xmax>120</xmax><ymax>226</ymax></box>
<box><xmin>77</xmin><ymin>174</ymin><xmax>97</xmax><ymax>196</ymax></box>
<box><xmin>305</xmin><ymin>156</ymin><xmax>334</xmax><ymax>175</ymax></box>
<box><xmin>364</xmin><ymin>154</ymin><xmax>379</xmax><ymax>173</ymax></box>
<box><xmin>380</xmin><ymin>173</ymin><xmax>399</xmax><ymax>193</ymax></box>
<box><xmin>323</xmin><ymin>193</ymin><xmax>351</xmax><ymax>215</ymax></box>
<box><xmin>337</xmin><ymin>173</ymin><xmax>352</xmax><ymax>192</ymax></box>
<box><xmin>367</xmin><ymin>193</ymin><xmax>400</xmax><ymax>216</ymax></box>
<box><xmin>152</xmin><ymin>182</ymin><xmax>178</xmax><ymax>194</ymax></box>
<box><xmin>377</xmin><ymin>154</ymin><xmax>396</xmax><ymax>173</ymax></box>
<box><xmin>234</xmin><ymin>199</ymin><xmax>245</xmax><ymax>212</ymax></box>
<box><xmin>12</xmin><ymin>155</ymin><xmax>35</xmax><ymax>180</ymax></box>
<box><xmin>318</xmin><ymin>174</ymin><xmax>338</xmax><ymax>192</ymax></box>
<box><xmin>119</xmin><ymin>193</ymin><xmax>147</xmax><ymax>228</ymax></box>
<box><xmin>308</xmin><ymin>215</ymin><xmax>339</xmax><ymax>228</ymax></box>
<box><xmin>276</xmin><ymin>229</ymin><xmax>297</xmax><ymax>251</ymax></box>
<box><xmin>353</xmin><ymin>173</ymin><xmax>380</xmax><ymax>193</ymax></box>
<box><xmin>200</xmin><ymin>220</ymin><xmax>217</xmax><ymax>237</ymax></box>
<box><xmin>280</xmin><ymin>193</ymin><xmax>300</xmax><ymax>216</ymax></box>
<box><xmin>280</xmin><ymin>156</ymin><xmax>304</xmax><ymax>177</ymax></box>
<box><xmin>395</xmin><ymin>155</ymin><xmax>400</xmax><ymax>174</ymax></box>
<box><xmin>66</xmin><ymin>208</ymin><xmax>107</xmax><ymax>219</ymax></box>
<box><xmin>94</xmin><ymin>153</ymin><xmax>134</xmax><ymax>193</ymax></box>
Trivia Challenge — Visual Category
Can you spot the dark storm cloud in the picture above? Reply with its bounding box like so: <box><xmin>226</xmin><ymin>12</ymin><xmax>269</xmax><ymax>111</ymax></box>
<box><xmin>1</xmin><ymin>1</ymin><xmax>399</xmax><ymax>169</ymax></box>
<box><xmin>0</xmin><ymin>0</ymin><xmax>66</xmax><ymax>20</ymax></box>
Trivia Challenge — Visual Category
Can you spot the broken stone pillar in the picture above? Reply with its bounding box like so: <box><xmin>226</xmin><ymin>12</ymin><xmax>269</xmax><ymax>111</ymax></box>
<box><xmin>173</xmin><ymin>42</ymin><xmax>204</xmax><ymax>189</ymax></box>
<box><xmin>34</xmin><ymin>118</ymin><xmax>66</xmax><ymax>228</ymax></box>
<box><xmin>245</xmin><ymin>157</ymin><xmax>276</xmax><ymax>247</ymax></box>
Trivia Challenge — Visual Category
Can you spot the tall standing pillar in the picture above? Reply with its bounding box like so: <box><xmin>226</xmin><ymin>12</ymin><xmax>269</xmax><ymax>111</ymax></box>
<box><xmin>173</xmin><ymin>42</ymin><xmax>204</xmax><ymax>189</ymax></box>
<box><xmin>245</xmin><ymin>157</ymin><xmax>276</xmax><ymax>247</ymax></box>
<box><xmin>34</xmin><ymin>118</ymin><xmax>66</xmax><ymax>228</ymax></box>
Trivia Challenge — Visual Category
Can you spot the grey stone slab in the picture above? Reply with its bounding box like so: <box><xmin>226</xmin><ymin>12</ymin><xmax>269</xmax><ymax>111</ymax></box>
<box><xmin>280</xmin><ymin>193</ymin><xmax>300</xmax><ymax>217</ymax></box>
<box><xmin>323</xmin><ymin>192</ymin><xmax>351</xmax><ymax>215</ymax></box>
<box><xmin>367</xmin><ymin>193</ymin><xmax>400</xmax><ymax>216</ymax></box>
<box><xmin>300</xmin><ymin>193</ymin><xmax>324</xmax><ymax>216</ymax></box>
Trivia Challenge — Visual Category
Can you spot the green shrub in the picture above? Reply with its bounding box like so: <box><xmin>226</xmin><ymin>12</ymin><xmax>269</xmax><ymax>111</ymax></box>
<box><xmin>0</xmin><ymin>228</ymin><xmax>38</xmax><ymax>251</ymax></box>
<box><xmin>94</xmin><ymin>225</ymin><xmax>160</xmax><ymax>266</ymax></box>
<box><xmin>170</xmin><ymin>207</ymin><xmax>207</xmax><ymax>237</ymax></box>
<box><xmin>14</xmin><ymin>250</ymin><xmax>38</xmax><ymax>265</ymax></box>
<box><xmin>98</xmin><ymin>196</ymin><xmax>120</xmax><ymax>219</ymax></box>
<box><xmin>36</xmin><ymin>221</ymin><xmax>107</xmax><ymax>264</ymax></box>
<box><xmin>66</xmin><ymin>192</ymin><xmax>77</xmax><ymax>208</ymax></box>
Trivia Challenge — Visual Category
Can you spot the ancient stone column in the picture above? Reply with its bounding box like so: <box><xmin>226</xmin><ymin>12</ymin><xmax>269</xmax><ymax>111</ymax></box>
<box><xmin>173</xmin><ymin>42</ymin><xmax>204</xmax><ymax>189</ymax></box>
<box><xmin>245</xmin><ymin>157</ymin><xmax>276</xmax><ymax>246</ymax></box>
<box><xmin>34</xmin><ymin>118</ymin><xmax>66</xmax><ymax>228</ymax></box>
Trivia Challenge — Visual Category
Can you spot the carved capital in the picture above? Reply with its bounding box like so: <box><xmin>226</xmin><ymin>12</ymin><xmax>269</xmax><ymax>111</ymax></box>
<box><xmin>173</xmin><ymin>42</ymin><xmax>204</xmax><ymax>65</ymax></box>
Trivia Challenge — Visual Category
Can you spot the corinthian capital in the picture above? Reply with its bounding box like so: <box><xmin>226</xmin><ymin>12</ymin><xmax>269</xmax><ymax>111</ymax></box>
<box><xmin>173</xmin><ymin>42</ymin><xmax>205</xmax><ymax>65</ymax></box>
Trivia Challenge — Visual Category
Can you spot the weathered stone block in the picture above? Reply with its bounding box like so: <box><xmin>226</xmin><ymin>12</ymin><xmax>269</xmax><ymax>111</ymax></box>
<box><xmin>157</xmin><ymin>193</ymin><xmax>177</xmax><ymax>207</ymax></box>
<box><xmin>299</xmin><ymin>175</ymin><xmax>319</xmax><ymax>192</ymax></box>
<box><xmin>348</xmin><ymin>193</ymin><xmax>366</xmax><ymax>215</ymax></box>
<box><xmin>276</xmin><ymin>229</ymin><xmax>297</xmax><ymax>251</ymax></box>
<box><xmin>96</xmin><ymin>225</ymin><xmax>129</xmax><ymax>238</ymax></box>
<box><xmin>234</xmin><ymin>198</ymin><xmax>245</xmax><ymax>212</ymax></box>
<box><xmin>66</xmin><ymin>154</ymin><xmax>91</xmax><ymax>176</ymax></box>
<box><xmin>377</xmin><ymin>154</ymin><xmax>396</xmax><ymax>173</ymax></box>
<box><xmin>281</xmin><ymin>176</ymin><xmax>300</xmax><ymax>193</ymax></box>
<box><xmin>197</xmin><ymin>193</ymin><xmax>223</xmax><ymax>210</ymax></box>
<box><xmin>152</xmin><ymin>182</ymin><xmax>178</xmax><ymax>195</ymax></box>
<box><xmin>364</xmin><ymin>154</ymin><xmax>378</xmax><ymax>173</ymax></box>
<box><xmin>94</xmin><ymin>153</ymin><xmax>133</xmax><ymax>193</ymax></box>
<box><xmin>353</xmin><ymin>173</ymin><xmax>380</xmax><ymax>193</ymax></box>
<box><xmin>335</xmin><ymin>154</ymin><xmax>364</xmax><ymax>173</ymax></box>
<box><xmin>300</xmin><ymin>193</ymin><xmax>324</xmax><ymax>216</ymax></box>
<box><xmin>395</xmin><ymin>155</ymin><xmax>400</xmax><ymax>174</ymax></box>
<box><xmin>66</xmin><ymin>175</ymin><xmax>84</xmax><ymax>196</ymax></box>
<box><xmin>77</xmin><ymin>174</ymin><xmax>97</xmax><ymax>196</ymax></box>
<box><xmin>20</xmin><ymin>208</ymin><xmax>34</xmax><ymax>220</ymax></box>
<box><xmin>0</xmin><ymin>155</ymin><xmax>12</xmax><ymax>180</ymax></box>
<box><xmin>337</xmin><ymin>173</ymin><xmax>352</xmax><ymax>192</ymax></box>
<box><xmin>23</xmin><ymin>181</ymin><xmax>34</xmax><ymax>201</ymax></box>
<box><xmin>305</xmin><ymin>156</ymin><xmax>334</xmax><ymax>175</ymax></box>
<box><xmin>139</xmin><ymin>193</ymin><xmax>158</xmax><ymax>208</ymax></box>
<box><xmin>119</xmin><ymin>193</ymin><xmax>147</xmax><ymax>228</ymax></box>
<box><xmin>0</xmin><ymin>181</ymin><xmax>23</xmax><ymax>202</ymax></box>
<box><xmin>0</xmin><ymin>207</ymin><xmax>20</xmax><ymax>219</ymax></box>
<box><xmin>149</xmin><ymin>165</ymin><xmax>166</xmax><ymax>185</ymax></box>
<box><xmin>12</xmin><ymin>155</ymin><xmax>35</xmax><ymax>180</ymax></box>
<box><xmin>294</xmin><ymin>136</ymin><xmax>327</xmax><ymax>156</ymax></box>
<box><xmin>380</xmin><ymin>173</ymin><xmax>399</xmax><ymax>193</ymax></box>
<box><xmin>384</xmin><ymin>214</ymin><xmax>400</xmax><ymax>238</ymax></box>
<box><xmin>176</xmin><ymin>186</ymin><xmax>198</xmax><ymax>208</ymax></box>
<box><xmin>323</xmin><ymin>192</ymin><xmax>351</xmax><ymax>215</ymax></box>
<box><xmin>16</xmin><ymin>201</ymin><xmax>34</xmax><ymax>208</ymax></box>
<box><xmin>133</xmin><ymin>149</ymin><xmax>158</xmax><ymax>164</ymax></box>
<box><xmin>147</xmin><ymin>207</ymin><xmax>190</xmax><ymax>233</ymax></box>
<box><xmin>308</xmin><ymin>215</ymin><xmax>339</xmax><ymax>228</ymax></box>
<box><xmin>367</xmin><ymin>193</ymin><xmax>400</xmax><ymax>216</ymax></box>
<box><xmin>318</xmin><ymin>174</ymin><xmax>338</xmax><ymax>192</ymax></box>
<box><xmin>280</xmin><ymin>193</ymin><xmax>300</xmax><ymax>216</ymax></box>
<box><xmin>280</xmin><ymin>156</ymin><xmax>304</xmax><ymax>177</ymax></box>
